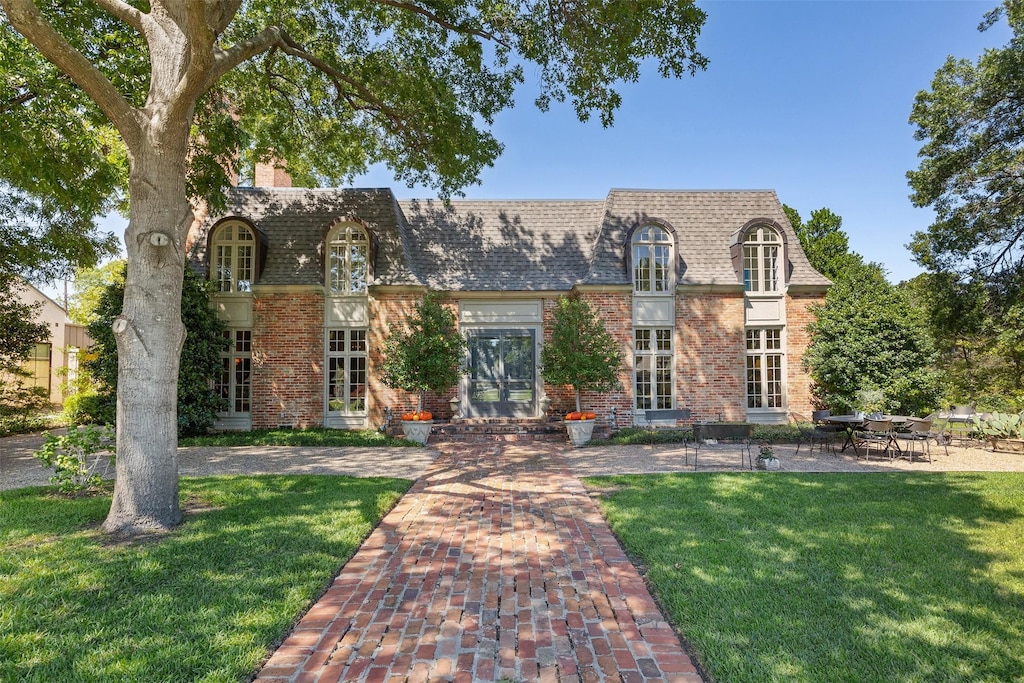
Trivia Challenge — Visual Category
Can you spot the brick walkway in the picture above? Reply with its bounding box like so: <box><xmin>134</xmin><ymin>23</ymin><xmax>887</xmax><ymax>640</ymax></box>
<box><xmin>255</xmin><ymin>441</ymin><xmax>702</xmax><ymax>682</ymax></box>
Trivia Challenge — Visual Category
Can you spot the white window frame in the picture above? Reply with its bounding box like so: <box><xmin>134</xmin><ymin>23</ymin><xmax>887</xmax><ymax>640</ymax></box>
<box><xmin>632</xmin><ymin>225</ymin><xmax>673</xmax><ymax>294</ymax></box>
<box><xmin>216</xmin><ymin>329</ymin><xmax>252</xmax><ymax>415</ymax></box>
<box><xmin>327</xmin><ymin>223</ymin><xmax>369</xmax><ymax>295</ymax></box>
<box><xmin>743</xmin><ymin>225</ymin><xmax>782</xmax><ymax>294</ymax></box>
<box><xmin>634</xmin><ymin>327</ymin><xmax>674</xmax><ymax>411</ymax></box>
<box><xmin>211</xmin><ymin>222</ymin><xmax>255</xmax><ymax>293</ymax></box>
<box><xmin>326</xmin><ymin>328</ymin><xmax>368</xmax><ymax>415</ymax></box>
<box><xmin>746</xmin><ymin>327</ymin><xmax>785</xmax><ymax>410</ymax></box>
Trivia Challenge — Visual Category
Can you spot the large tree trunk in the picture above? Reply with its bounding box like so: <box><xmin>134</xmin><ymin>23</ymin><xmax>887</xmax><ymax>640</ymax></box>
<box><xmin>101</xmin><ymin>140</ymin><xmax>191</xmax><ymax>535</ymax></box>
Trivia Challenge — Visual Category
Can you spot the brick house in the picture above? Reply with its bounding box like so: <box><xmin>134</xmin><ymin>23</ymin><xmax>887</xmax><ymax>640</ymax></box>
<box><xmin>186</xmin><ymin>179</ymin><xmax>829</xmax><ymax>431</ymax></box>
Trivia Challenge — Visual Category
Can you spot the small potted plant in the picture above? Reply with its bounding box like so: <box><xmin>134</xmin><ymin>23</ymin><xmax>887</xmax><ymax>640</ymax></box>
<box><xmin>540</xmin><ymin>293</ymin><xmax>622</xmax><ymax>447</ymax></box>
<box><xmin>380</xmin><ymin>292</ymin><xmax>467</xmax><ymax>444</ymax></box>
<box><xmin>755</xmin><ymin>442</ymin><xmax>780</xmax><ymax>470</ymax></box>
<box><xmin>855</xmin><ymin>386</ymin><xmax>886</xmax><ymax>420</ymax></box>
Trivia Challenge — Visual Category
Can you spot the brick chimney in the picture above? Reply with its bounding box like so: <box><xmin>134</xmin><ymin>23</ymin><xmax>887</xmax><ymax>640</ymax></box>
<box><xmin>254</xmin><ymin>159</ymin><xmax>292</xmax><ymax>187</ymax></box>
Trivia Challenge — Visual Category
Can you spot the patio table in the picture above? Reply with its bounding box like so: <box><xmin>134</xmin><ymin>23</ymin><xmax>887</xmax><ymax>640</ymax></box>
<box><xmin>826</xmin><ymin>415</ymin><xmax>865</xmax><ymax>454</ymax></box>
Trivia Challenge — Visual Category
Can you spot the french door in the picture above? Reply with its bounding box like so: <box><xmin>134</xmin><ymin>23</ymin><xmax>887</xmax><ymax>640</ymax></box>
<box><xmin>466</xmin><ymin>329</ymin><xmax>536</xmax><ymax>417</ymax></box>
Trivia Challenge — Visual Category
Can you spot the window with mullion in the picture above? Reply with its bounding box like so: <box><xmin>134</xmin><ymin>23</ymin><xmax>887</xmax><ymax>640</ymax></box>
<box><xmin>328</xmin><ymin>224</ymin><xmax>369</xmax><ymax>294</ymax></box>
<box><xmin>327</xmin><ymin>329</ymin><xmax>368</xmax><ymax>414</ymax></box>
<box><xmin>743</xmin><ymin>226</ymin><xmax>781</xmax><ymax>293</ymax></box>
<box><xmin>746</xmin><ymin>327</ymin><xmax>784</xmax><ymax>409</ymax></box>
<box><xmin>632</xmin><ymin>225</ymin><xmax>672</xmax><ymax>293</ymax></box>
<box><xmin>211</xmin><ymin>222</ymin><xmax>255</xmax><ymax>293</ymax></box>
<box><xmin>634</xmin><ymin>327</ymin><xmax>674</xmax><ymax>411</ymax></box>
<box><xmin>215</xmin><ymin>329</ymin><xmax>251</xmax><ymax>414</ymax></box>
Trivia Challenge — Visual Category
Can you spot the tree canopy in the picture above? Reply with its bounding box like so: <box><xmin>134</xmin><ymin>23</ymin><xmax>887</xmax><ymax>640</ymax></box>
<box><xmin>908</xmin><ymin>0</ymin><xmax>1024</xmax><ymax>278</ymax></box>
<box><xmin>787</xmin><ymin>204</ymin><xmax>941</xmax><ymax>415</ymax></box>
<box><xmin>1</xmin><ymin>0</ymin><xmax>709</xmax><ymax>534</ymax></box>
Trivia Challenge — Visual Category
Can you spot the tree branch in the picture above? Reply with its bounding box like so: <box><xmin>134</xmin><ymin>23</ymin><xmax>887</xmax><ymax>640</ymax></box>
<box><xmin>1</xmin><ymin>88</ymin><xmax>37</xmax><ymax>113</ymax></box>
<box><xmin>91</xmin><ymin>0</ymin><xmax>145</xmax><ymax>32</ymax></box>
<box><xmin>208</xmin><ymin>25</ymin><xmax>283</xmax><ymax>87</ymax></box>
<box><xmin>369</xmin><ymin>0</ymin><xmax>509</xmax><ymax>47</ymax></box>
<box><xmin>0</xmin><ymin>0</ymin><xmax>141</xmax><ymax>144</ymax></box>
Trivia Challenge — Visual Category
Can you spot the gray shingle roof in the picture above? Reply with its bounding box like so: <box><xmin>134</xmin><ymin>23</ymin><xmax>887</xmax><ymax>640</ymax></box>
<box><xmin>397</xmin><ymin>199</ymin><xmax>606</xmax><ymax>291</ymax></box>
<box><xmin>193</xmin><ymin>187</ymin><xmax>830</xmax><ymax>291</ymax></box>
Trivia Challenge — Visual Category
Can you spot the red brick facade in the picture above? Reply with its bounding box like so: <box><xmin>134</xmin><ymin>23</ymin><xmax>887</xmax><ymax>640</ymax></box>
<box><xmin>241</xmin><ymin>286</ymin><xmax>819</xmax><ymax>429</ymax></box>
<box><xmin>251</xmin><ymin>290</ymin><xmax>324</xmax><ymax>429</ymax></box>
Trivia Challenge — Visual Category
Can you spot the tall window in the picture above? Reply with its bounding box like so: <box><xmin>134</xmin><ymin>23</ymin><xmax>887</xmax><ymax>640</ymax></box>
<box><xmin>632</xmin><ymin>225</ymin><xmax>672</xmax><ymax>293</ymax></box>
<box><xmin>634</xmin><ymin>328</ymin><xmax>673</xmax><ymax>411</ymax></box>
<box><xmin>746</xmin><ymin>328</ymin><xmax>783</xmax><ymax>409</ymax></box>
<box><xmin>327</xmin><ymin>224</ymin><xmax>369</xmax><ymax>294</ymax></box>
<box><xmin>327</xmin><ymin>329</ymin><xmax>367</xmax><ymax>414</ymax></box>
<box><xmin>743</xmin><ymin>225</ymin><xmax>781</xmax><ymax>293</ymax></box>
<box><xmin>216</xmin><ymin>330</ymin><xmax>251</xmax><ymax>414</ymax></box>
<box><xmin>212</xmin><ymin>222</ymin><xmax>255</xmax><ymax>293</ymax></box>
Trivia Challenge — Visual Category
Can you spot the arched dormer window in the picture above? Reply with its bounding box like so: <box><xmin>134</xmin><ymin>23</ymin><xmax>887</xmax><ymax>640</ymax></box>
<box><xmin>327</xmin><ymin>223</ymin><xmax>369</xmax><ymax>294</ymax></box>
<box><xmin>632</xmin><ymin>225</ymin><xmax>673</xmax><ymax>294</ymax></box>
<box><xmin>211</xmin><ymin>221</ymin><xmax>256</xmax><ymax>293</ymax></box>
<box><xmin>743</xmin><ymin>224</ymin><xmax>781</xmax><ymax>293</ymax></box>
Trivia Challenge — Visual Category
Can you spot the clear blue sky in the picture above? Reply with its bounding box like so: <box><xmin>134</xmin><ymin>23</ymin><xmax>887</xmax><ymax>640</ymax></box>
<box><xmin>350</xmin><ymin>0</ymin><xmax>1010</xmax><ymax>284</ymax></box>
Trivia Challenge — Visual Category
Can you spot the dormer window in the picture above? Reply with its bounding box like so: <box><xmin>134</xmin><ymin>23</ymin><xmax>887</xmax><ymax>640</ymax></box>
<box><xmin>632</xmin><ymin>225</ymin><xmax>672</xmax><ymax>294</ymax></box>
<box><xmin>743</xmin><ymin>225</ymin><xmax>781</xmax><ymax>293</ymax></box>
<box><xmin>327</xmin><ymin>223</ymin><xmax>369</xmax><ymax>294</ymax></box>
<box><xmin>211</xmin><ymin>221</ymin><xmax>255</xmax><ymax>293</ymax></box>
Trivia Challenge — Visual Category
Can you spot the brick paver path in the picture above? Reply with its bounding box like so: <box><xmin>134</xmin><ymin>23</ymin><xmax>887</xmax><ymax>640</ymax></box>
<box><xmin>255</xmin><ymin>441</ymin><xmax>702</xmax><ymax>682</ymax></box>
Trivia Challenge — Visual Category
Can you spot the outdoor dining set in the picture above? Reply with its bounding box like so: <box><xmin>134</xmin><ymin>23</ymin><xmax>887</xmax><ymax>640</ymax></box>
<box><xmin>794</xmin><ymin>406</ymin><xmax>984</xmax><ymax>462</ymax></box>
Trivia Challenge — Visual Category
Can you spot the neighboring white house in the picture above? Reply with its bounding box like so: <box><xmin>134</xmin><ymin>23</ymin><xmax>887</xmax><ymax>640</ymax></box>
<box><xmin>9</xmin><ymin>279</ymin><xmax>90</xmax><ymax>406</ymax></box>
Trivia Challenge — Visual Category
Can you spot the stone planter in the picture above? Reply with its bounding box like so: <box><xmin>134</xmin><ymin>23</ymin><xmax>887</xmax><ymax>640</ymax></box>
<box><xmin>990</xmin><ymin>438</ymin><xmax>1024</xmax><ymax>454</ymax></box>
<box><xmin>756</xmin><ymin>457</ymin><xmax>781</xmax><ymax>471</ymax></box>
<box><xmin>401</xmin><ymin>419</ymin><xmax>433</xmax><ymax>444</ymax></box>
<box><xmin>565</xmin><ymin>419</ymin><xmax>596</xmax><ymax>447</ymax></box>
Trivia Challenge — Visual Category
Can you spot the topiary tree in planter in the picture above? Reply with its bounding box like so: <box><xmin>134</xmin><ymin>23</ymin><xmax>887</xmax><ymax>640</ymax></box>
<box><xmin>541</xmin><ymin>293</ymin><xmax>623</xmax><ymax>422</ymax></box>
<box><xmin>380</xmin><ymin>292</ymin><xmax>467</xmax><ymax>433</ymax></box>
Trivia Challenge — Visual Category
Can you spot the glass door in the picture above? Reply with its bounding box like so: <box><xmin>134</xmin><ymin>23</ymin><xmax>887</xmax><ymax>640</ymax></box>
<box><xmin>467</xmin><ymin>329</ymin><xmax>536</xmax><ymax>417</ymax></box>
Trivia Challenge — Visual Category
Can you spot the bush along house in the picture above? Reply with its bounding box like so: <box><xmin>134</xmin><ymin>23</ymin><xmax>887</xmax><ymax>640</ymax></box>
<box><xmin>186</xmin><ymin>167</ymin><xmax>830</xmax><ymax>432</ymax></box>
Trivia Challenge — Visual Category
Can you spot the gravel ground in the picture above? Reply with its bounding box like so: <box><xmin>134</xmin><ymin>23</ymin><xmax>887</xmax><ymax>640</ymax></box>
<box><xmin>3</xmin><ymin>431</ymin><xmax>1022</xmax><ymax>492</ymax></box>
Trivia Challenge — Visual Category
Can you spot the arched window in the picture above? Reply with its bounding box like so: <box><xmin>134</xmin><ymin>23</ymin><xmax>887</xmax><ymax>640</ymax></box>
<box><xmin>327</xmin><ymin>223</ymin><xmax>369</xmax><ymax>294</ymax></box>
<box><xmin>743</xmin><ymin>225</ymin><xmax>781</xmax><ymax>293</ymax></box>
<box><xmin>211</xmin><ymin>221</ymin><xmax>255</xmax><ymax>293</ymax></box>
<box><xmin>632</xmin><ymin>225</ymin><xmax>672</xmax><ymax>293</ymax></box>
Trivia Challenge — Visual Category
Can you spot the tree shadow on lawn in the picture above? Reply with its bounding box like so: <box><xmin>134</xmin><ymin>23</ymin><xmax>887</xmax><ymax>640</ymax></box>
<box><xmin>0</xmin><ymin>474</ymin><xmax>410</xmax><ymax>682</ymax></box>
<box><xmin>589</xmin><ymin>472</ymin><xmax>1024</xmax><ymax>683</ymax></box>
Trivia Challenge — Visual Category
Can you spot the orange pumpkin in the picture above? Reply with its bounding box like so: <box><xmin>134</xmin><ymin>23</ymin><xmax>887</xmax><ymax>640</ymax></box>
<box><xmin>566</xmin><ymin>411</ymin><xmax>582</xmax><ymax>421</ymax></box>
<box><xmin>583</xmin><ymin>411</ymin><xmax>597</xmax><ymax>420</ymax></box>
<box><xmin>419</xmin><ymin>411</ymin><xmax>433</xmax><ymax>421</ymax></box>
<box><xmin>401</xmin><ymin>412</ymin><xmax>416</xmax><ymax>421</ymax></box>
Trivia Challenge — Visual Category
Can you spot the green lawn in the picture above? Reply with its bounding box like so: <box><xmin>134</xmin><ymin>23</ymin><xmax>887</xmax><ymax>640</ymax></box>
<box><xmin>586</xmin><ymin>472</ymin><xmax>1024</xmax><ymax>683</ymax></box>
<box><xmin>0</xmin><ymin>475</ymin><xmax>410</xmax><ymax>682</ymax></box>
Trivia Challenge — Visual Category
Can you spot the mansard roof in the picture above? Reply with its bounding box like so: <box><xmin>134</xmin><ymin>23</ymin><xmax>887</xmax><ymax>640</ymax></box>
<box><xmin>191</xmin><ymin>186</ymin><xmax>830</xmax><ymax>292</ymax></box>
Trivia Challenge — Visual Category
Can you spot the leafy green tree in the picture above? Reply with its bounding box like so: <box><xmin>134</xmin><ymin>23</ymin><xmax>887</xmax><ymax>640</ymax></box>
<box><xmin>804</xmin><ymin>262</ymin><xmax>941</xmax><ymax>416</ymax></box>
<box><xmin>85</xmin><ymin>264</ymin><xmax>227</xmax><ymax>437</ymax></box>
<box><xmin>67</xmin><ymin>259</ymin><xmax>126</xmax><ymax>325</ymax></box>
<box><xmin>783</xmin><ymin>204</ymin><xmax>862</xmax><ymax>280</ymax></box>
<box><xmin>908</xmin><ymin>1</ymin><xmax>1024</xmax><ymax>279</ymax></box>
<box><xmin>0</xmin><ymin>270</ymin><xmax>50</xmax><ymax>417</ymax></box>
<box><xmin>541</xmin><ymin>293</ymin><xmax>622</xmax><ymax>413</ymax></box>
<box><xmin>380</xmin><ymin>292</ymin><xmax>467</xmax><ymax>413</ymax></box>
<box><xmin>2</xmin><ymin>1</ymin><xmax>709</xmax><ymax>535</ymax></box>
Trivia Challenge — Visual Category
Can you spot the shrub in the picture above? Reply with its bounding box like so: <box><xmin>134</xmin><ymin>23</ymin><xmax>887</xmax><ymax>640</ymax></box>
<box><xmin>33</xmin><ymin>425</ymin><xmax>115</xmax><ymax>494</ymax></box>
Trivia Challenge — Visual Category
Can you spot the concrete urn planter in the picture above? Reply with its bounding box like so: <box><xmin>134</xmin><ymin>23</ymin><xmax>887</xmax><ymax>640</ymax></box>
<box><xmin>401</xmin><ymin>420</ymin><xmax>433</xmax><ymax>444</ymax></box>
<box><xmin>756</xmin><ymin>457</ymin><xmax>781</xmax><ymax>471</ymax></box>
<box><xmin>565</xmin><ymin>419</ymin><xmax>596</xmax><ymax>447</ymax></box>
